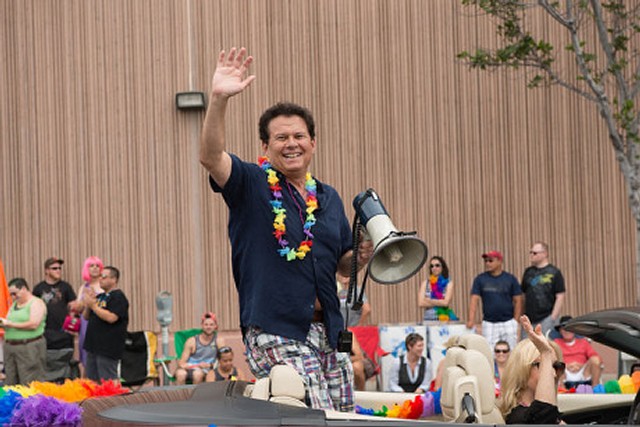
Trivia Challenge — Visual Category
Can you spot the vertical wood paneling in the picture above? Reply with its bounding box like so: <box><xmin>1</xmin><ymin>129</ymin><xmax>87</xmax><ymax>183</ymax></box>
<box><xmin>1</xmin><ymin>0</ymin><xmax>636</xmax><ymax>334</ymax></box>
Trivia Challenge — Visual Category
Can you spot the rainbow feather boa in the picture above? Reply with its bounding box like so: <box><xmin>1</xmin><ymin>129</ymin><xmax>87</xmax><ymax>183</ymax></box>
<box><xmin>0</xmin><ymin>378</ymin><xmax>129</xmax><ymax>426</ymax></box>
<box><xmin>429</xmin><ymin>275</ymin><xmax>458</xmax><ymax>321</ymax></box>
<box><xmin>356</xmin><ymin>389</ymin><xmax>441</xmax><ymax>419</ymax></box>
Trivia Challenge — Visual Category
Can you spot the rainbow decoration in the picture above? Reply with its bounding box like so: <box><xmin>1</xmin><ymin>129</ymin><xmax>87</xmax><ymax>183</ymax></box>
<box><xmin>356</xmin><ymin>389</ymin><xmax>442</xmax><ymax>419</ymax></box>
<box><xmin>559</xmin><ymin>371</ymin><xmax>640</xmax><ymax>394</ymax></box>
<box><xmin>428</xmin><ymin>275</ymin><xmax>458</xmax><ymax>321</ymax></box>
<box><xmin>258</xmin><ymin>156</ymin><xmax>318</xmax><ymax>261</ymax></box>
<box><xmin>0</xmin><ymin>379</ymin><xmax>129</xmax><ymax>426</ymax></box>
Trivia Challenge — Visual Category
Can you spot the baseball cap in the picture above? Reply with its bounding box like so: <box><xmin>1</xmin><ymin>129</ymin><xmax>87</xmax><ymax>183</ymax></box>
<box><xmin>481</xmin><ymin>250</ymin><xmax>503</xmax><ymax>261</ymax></box>
<box><xmin>555</xmin><ymin>315</ymin><xmax>573</xmax><ymax>331</ymax></box>
<box><xmin>44</xmin><ymin>257</ymin><xmax>64</xmax><ymax>269</ymax></box>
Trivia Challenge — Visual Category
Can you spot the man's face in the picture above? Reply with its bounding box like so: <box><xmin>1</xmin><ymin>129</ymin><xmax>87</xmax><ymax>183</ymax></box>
<box><xmin>45</xmin><ymin>263</ymin><xmax>63</xmax><ymax>282</ymax></box>
<box><xmin>483</xmin><ymin>257</ymin><xmax>502</xmax><ymax>273</ymax></box>
<box><xmin>99</xmin><ymin>270</ymin><xmax>116</xmax><ymax>292</ymax></box>
<box><xmin>408</xmin><ymin>339</ymin><xmax>425</xmax><ymax>357</ymax></box>
<box><xmin>529</xmin><ymin>244</ymin><xmax>547</xmax><ymax>266</ymax></box>
<box><xmin>262</xmin><ymin>115</ymin><xmax>316</xmax><ymax>178</ymax></box>
<box><xmin>8</xmin><ymin>286</ymin><xmax>22</xmax><ymax>301</ymax></box>
<box><xmin>202</xmin><ymin>318</ymin><xmax>218</xmax><ymax>335</ymax></box>
<box><xmin>560</xmin><ymin>327</ymin><xmax>575</xmax><ymax>341</ymax></box>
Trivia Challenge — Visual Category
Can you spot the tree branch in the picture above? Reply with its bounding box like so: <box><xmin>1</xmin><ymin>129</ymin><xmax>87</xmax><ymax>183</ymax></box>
<box><xmin>566</xmin><ymin>4</ymin><xmax>627</xmax><ymax>154</ymax></box>
<box><xmin>590</xmin><ymin>0</ymin><xmax>630</xmax><ymax>101</ymax></box>
<box><xmin>631</xmin><ymin>60</ymin><xmax>640</xmax><ymax>99</ymax></box>
<box><xmin>538</xmin><ymin>0</ymin><xmax>573</xmax><ymax>29</ymax></box>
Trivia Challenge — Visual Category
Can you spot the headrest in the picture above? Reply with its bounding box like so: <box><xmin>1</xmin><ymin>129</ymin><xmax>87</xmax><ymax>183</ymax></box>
<box><xmin>269</xmin><ymin>365</ymin><xmax>306</xmax><ymax>401</ymax></box>
<box><xmin>457</xmin><ymin>349</ymin><xmax>496</xmax><ymax>414</ymax></box>
<box><xmin>250</xmin><ymin>377</ymin><xmax>271</xmax><ymax>400</ymax></box>
<box><xmin>457</xmin><ymin>334</ymin><xmax>494</xmax><ymax>377</ymax></box>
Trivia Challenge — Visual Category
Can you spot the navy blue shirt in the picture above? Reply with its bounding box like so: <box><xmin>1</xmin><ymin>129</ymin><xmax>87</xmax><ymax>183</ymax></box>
<box><xmin>209</xmin><ymin>154</ymin><xmax>352</xmax><ymax>348</ymax></box>
<box><xmin>470</xmin><ymin>271</ymin><xmax>522</xmax><ymax>322</ymax></box>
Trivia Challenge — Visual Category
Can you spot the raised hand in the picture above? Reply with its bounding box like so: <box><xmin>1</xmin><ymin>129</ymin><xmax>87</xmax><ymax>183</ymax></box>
<box><xmin>211</xmin><ymin>47</ymin><xmax>256</xmax><ymax>98</ymax></box>
<box><xmin>521</xmin><ymin>314</ymin><xmax>554</xmax><ymax>356</ymax></box>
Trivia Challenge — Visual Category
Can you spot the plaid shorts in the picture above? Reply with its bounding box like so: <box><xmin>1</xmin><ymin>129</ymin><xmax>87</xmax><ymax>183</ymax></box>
<box><xmin>244</xmin><ymin>323</ymin><xmax>354</xmax><ymax>411</ymax></box>
<box><xmin>482</xmin><ymin>318</ymin><xmax>518</xmax><ymax>350</ymax></box>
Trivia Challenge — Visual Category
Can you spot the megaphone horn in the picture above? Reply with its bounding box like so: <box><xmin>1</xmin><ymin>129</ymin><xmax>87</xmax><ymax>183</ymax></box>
<box><xmin>353</xmin><ymin>189</ymin><xmax>428</xmax><ymax>285</ymax></box>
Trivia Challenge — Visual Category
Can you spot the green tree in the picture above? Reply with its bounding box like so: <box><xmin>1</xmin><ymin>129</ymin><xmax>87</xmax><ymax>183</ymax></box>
<box><xmin>459</xmin><ymin>0</ymin><xmax>640</xmax><ymax>301</ymax></box>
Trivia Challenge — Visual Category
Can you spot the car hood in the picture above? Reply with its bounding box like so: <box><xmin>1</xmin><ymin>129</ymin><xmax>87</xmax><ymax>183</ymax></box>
<box><xmin>564</xmin><ymin>306</ymin><xmax>640</xmax><ymax>358</ymax></box>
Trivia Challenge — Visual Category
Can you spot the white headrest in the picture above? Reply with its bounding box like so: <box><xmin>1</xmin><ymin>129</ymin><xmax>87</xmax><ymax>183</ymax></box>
<box><xmin>250</xmin><ymin>377</ymin><xmax>271</xmax><ymax>400</ymax></box>
<box><xmin>269</xmin><ymin>365</ymin><xmax>306</xmax><ymax>401</ymax></box>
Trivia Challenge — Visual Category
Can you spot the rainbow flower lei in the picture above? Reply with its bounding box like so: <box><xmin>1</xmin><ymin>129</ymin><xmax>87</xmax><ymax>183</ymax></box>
<box><xmin>429</xmin><ymin>275</ymin><xmax>458</xmax><ymax>321</ymax></box>
<box><xmin>258</xmin><ymin>156</ymin><xmax>318</xmax><ymax>261</ymax></box>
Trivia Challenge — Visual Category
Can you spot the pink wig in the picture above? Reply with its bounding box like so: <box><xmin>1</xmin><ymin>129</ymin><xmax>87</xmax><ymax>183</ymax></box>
<box><xmin>81</xmin><ymin>256</ymin><xmax>104</xmax><ymax>282</ymax></box>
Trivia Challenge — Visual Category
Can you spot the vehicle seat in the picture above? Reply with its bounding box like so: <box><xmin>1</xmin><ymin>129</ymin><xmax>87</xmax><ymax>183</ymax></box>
<box><xmin>248</xmin><ymin>364</ymin><xmax>307</xmax><ymax>408</ymax></box>
<box><xmin>441</xmin><ymin>334</ymin><xmax>504</xmax><ymax>423</ymax></box>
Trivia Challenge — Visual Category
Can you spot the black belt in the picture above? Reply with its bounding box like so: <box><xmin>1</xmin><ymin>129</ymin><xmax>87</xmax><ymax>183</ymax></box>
<box><xmin>5</xmin><ymin>335</ymin><xmax>43</xmax><ymax>345</ymax></box>
<box><xmin>312</xmin><ymin>311</ymin><xmax>324</xmax><ymax>322</ymax></box>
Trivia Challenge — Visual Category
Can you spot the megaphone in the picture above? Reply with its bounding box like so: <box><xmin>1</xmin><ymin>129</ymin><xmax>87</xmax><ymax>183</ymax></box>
<box><xmin>156</xmin><ymin>290</ymin><xmax>173</xmax><ymax>328</ymax></box>
<box><xmin>353</xmin><ymin>189</ymin><xmax>428</xmax><ymax>284</ymax></box>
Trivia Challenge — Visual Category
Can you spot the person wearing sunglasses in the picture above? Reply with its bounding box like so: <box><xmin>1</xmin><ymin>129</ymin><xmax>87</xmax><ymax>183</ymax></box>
<box><xmin>521</xmin><ymin>242</ymin><xmax>566</xmax><ymax>337</ymax></box>
<box><xmin>467</xmin><ymin>250</ymin><xmax>523</xmax><ymax>351</ymax></box>
<box><xmin>32</xmin><ymin>257</ymin><xmax>78</xmax><ymax>382</ymax></box>
<box><xmin>493</xmin><ymin>340</ymin><xmax>510</xmax><ymax>394</ymax></box>
<box><xmin>500</xmin><ymin>315</ymin><xmax>565</xmax><ymax>424</ymax></box>
<box><xmin>418</xmin><ymin>256</ymin><xmax>457</xmax><ymax>323</ymax></box>
<box><xmin>0</xmin><ymin>278</ymin><xmax>47</xmax><ymax>385</ymax></box>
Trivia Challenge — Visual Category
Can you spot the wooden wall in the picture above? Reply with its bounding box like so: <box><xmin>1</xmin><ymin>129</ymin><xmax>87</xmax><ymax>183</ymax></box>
<box><xmin>1</xmin><ymin>0</ymin><xmax>636</xmax><ymax>334</ymax></box>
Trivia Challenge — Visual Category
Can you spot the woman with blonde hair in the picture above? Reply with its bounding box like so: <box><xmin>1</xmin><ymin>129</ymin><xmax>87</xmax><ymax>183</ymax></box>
<box><xmin>499</xmin><ymin>315</ymin><xmax>565</xmax><ymax>424</ymax></box>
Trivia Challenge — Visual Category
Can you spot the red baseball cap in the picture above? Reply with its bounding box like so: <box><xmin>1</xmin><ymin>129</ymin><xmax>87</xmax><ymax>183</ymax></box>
<box><xmin>481</xmin><ymin>250</ymin><xmax>503</xmax><ymax>261</ymax></box>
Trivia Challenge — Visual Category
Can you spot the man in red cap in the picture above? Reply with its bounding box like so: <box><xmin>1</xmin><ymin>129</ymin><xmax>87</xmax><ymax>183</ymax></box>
<box><xmin>467</xmin><ymin>250</ymin><xmax>523</xmax><ymax>350</ymax></box>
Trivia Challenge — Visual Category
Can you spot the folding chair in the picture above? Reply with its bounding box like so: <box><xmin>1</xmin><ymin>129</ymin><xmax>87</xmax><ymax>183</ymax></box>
<box><xmin>155</xmin><ymin>328</ymin><xmax>202</xmax><ymax>384</ymax></box>
<box><xmin>349</xmin><ymin>325</ymin><xmax>388</xmax><ymax>390</ymax></box>
<box><xmin>120</xmin><ymin>331</ymin><xmax>160</xmax><ymax>389</ymax></box>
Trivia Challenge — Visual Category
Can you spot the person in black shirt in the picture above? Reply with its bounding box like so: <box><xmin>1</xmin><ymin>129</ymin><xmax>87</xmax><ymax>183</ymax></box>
<box><xmin>521</xmin><ymin>242</ymin><xmax>566</xmax><ymax>337</ymax></box>
<box><xmin>500</xmin><ymin>315</ymin><xmax>565</xmax><ymax>424</ymax></box>
<box><xmin>32</xmin><ymin>257</ymin><xmax>77</xmax><ymax>382</ymax></box>
<box><xmin>82</xmin><ymin>266</ymin><xmax>129</xmax><ymax>382</ymax></box>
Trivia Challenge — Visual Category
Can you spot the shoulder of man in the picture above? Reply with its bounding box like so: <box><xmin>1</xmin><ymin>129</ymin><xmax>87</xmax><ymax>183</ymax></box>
<box><xmin>58</xmin><ymin>280</ymin><xmax>74</xmax><ymax>288</ymax></box>
<box><xmin>32</xmin><ymin>281</ymin><xmax>47</xmax><ymax>292</ymax></box>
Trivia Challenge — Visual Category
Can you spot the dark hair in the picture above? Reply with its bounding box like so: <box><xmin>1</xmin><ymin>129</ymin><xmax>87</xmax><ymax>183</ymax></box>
<box><xmin>494</xmin><ymin>340</ymin><xmax>510</xmax><ymax>351</ymax></box>
<box><xmin>258</xmin><ymin>102</ymin><xmax>316</xmax><ymax>144</ymax></box>
<box><xmin>8</xmin><ymin>277</ymin><xmax>29</xmax><ymax>291</ymax></box>
<box><xmin>103</xmin><ymin>266</ymin><xmax>120</xmax><ymax>282</ymax></box>
<box><xmin>217</xmin><ymin>346</ymin><xmax>233</xmax><ymax>359</ymax></box>
<box><xmin>430</xmin><ymin>256</ymin><xmax>450</xmax><ymax>279</ymax></box>
<box><xmin>405</xmin><ymin>332</ymin><xmax>424</xmax><ymax>349</ymax></box>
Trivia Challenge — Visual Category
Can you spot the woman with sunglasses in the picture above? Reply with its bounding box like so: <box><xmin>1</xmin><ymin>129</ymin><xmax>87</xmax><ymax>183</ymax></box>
<box><xmin>500</xmin><ymin>315</ymin><xmax>565</xmax><ymax>424</ymax></box>
<box><xmin>493</xmin><ymin>340</ymin><xmax>510</xmax><ymax>394</ymax></box>
<box><xmin>418</xmin><ymin>256</ymin><xmax>457</xmax><ymax>323</ymax></box>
